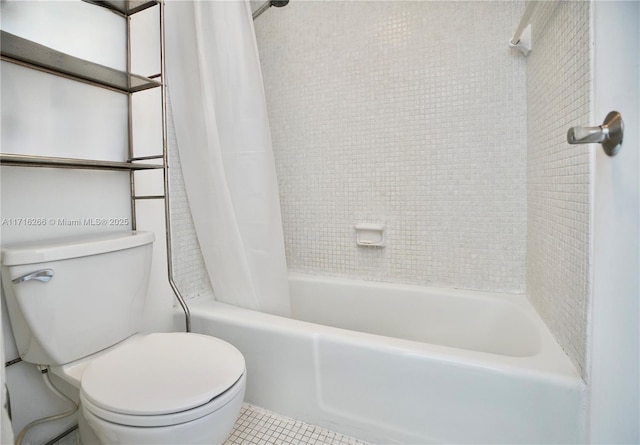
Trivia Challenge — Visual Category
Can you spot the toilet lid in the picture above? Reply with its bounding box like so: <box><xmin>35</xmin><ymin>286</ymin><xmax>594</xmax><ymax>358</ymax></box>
<box><xmin>80</xmin><ymin>333</ymin><xmax>245</xmax><ymax>416</ymax></box>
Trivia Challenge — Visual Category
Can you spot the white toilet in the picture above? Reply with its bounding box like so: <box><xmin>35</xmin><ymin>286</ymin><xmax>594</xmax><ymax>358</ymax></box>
<box><xmin>1</xmin><ymin>231</ymin><xmax>246</xmax><ymax>445</ymax></box>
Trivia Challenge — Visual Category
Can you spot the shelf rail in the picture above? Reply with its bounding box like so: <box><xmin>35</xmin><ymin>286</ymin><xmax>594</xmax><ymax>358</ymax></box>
<box><xmin>0</xmin><ymin>31</ymin><xmax>160</xmax><ymax>94</ymax></box>
<box><xmin>0</xmin><ymin>154</ymin><xmax>164</xmax><ymax>171</ymax></box>
<box><xmin>159</xmin><ymin>1</ymin><xmax>191</xmax><ymax>332</ymax></box>
<box><xmin>82</xmin><ymin>0</ymin><xmax>159</xmax><ymax>16</ymax></box>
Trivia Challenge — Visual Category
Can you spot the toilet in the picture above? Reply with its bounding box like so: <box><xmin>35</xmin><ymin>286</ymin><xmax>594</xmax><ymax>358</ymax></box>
<box><xmin>1</xmin><ymin>231</ymin><xmax>246</xmax><ymax>445</ymax></box>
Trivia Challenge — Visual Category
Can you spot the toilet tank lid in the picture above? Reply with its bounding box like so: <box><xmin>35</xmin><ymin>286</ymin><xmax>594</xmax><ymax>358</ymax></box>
<box><xmin>1</xmin><ymin>231</ymin><xmax>154</xmax><ymax>266</ymax></box>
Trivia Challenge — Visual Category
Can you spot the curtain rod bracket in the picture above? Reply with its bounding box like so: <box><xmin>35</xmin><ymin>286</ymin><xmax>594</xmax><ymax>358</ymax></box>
<box><xmin>253</xmin><ymin>0</ymin><xmax>289</xmax><ymax>21</ymax></box>
<box><xmin>509</xmin><ymin>24</ymin><xmax>532</xmax><ymax>56</ymax></box>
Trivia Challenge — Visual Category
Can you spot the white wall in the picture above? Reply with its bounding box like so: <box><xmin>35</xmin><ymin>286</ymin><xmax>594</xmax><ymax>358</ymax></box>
<box><xmin>0</xmin><ymin>2</ymin><xmax>174</xmax><ymax>442</ymax></box>
<box><xmin>253</xmin><ymin>0</ymin><xmax>528</xmax><ymax>293</ymax></box>
<box><xmin>588</xmin><ymin>1</ymin><xmax>639</xmax><ymax>442</ymax></box>
<box><xmin>525</xmin><ymin>0</ymin><xmax>592</xmax><ymax>377</ymax></box>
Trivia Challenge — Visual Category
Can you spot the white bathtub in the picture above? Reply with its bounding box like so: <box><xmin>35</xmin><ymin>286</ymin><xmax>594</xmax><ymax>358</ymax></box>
<box><xmin>183</xmin><ymin>273</ymin><xmax>585</xmax><ymax>444</ymax></box>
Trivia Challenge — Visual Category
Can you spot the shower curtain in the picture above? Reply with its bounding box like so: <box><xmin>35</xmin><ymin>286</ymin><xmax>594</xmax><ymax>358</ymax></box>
<box><xmin>164</xmin><ymin>0</ymin><xmax>290</xmax><ymax>316</ymax></box>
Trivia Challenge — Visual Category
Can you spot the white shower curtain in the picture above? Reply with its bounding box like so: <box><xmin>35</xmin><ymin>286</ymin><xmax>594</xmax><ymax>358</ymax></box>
<box><xmin>164</xmin><ymin>0</ymin><xmax>290</xmax><ymax>316</ymax></box>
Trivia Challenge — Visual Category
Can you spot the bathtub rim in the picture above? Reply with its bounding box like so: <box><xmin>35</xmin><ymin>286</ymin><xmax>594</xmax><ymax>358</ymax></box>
<box><xmin>289</xmin><ymin>272</ymin><xmax>545</xmax><ymax>358</ymax></box>
<box><xmin>183</xmin><ymin>278</ymin><xmax>582</xmax><ymax>386</ymax></box>
<box><xmin>289</xmin><ymin>271</ymin><xmax>540</xmax><ymax>315</ymax></box>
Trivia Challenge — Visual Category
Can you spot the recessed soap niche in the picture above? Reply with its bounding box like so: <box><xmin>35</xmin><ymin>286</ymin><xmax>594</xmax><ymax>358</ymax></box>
<box><xmin>355</xmin><ymin>223</ymin><xmax>385</xmax><ymax>247</ymax></box>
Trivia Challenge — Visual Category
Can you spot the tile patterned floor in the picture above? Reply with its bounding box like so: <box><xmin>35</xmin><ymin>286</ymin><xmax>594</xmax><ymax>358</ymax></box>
<box><xmin>50</xmin><ymin>403</ymin><xmax>371</xmax><ymax>445</ymax></box>
<box><xmin>226</xmin><ymin>404</ymin><xmax>370</xmax><ymax>445</ymax></box>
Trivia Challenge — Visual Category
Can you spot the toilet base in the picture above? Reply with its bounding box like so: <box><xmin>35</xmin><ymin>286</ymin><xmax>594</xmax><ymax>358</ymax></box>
<box><xmin>78</xmin><ymin>407</ymin><xmax>100</xmax><ymax>445</ymax></box>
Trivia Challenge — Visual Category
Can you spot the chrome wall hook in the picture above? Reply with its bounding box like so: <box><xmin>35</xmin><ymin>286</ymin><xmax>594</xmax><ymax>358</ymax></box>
<box><xmin>567</xmin><ymin>111</ymin><xmax>624</xmax><ymax>156</ymax></box>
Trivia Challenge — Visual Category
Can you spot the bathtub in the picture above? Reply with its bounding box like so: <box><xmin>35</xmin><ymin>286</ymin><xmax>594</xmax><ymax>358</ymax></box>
<box><xmin>182</xmin><ymin>273</ymin><xmax>585</xmax><ymax>444</ymax></box>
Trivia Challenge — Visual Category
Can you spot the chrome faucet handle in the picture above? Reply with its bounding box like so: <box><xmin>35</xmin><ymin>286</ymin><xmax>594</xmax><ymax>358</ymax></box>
<box><xmin>567</xmin><ymin>111</ymin><xmax>624</xmax><ymax>156</ymax></box>
<box><xmin>12</xmin><ymin>269</ymin><xmax>54</xmax><ymax>284</ymax></box>
<box><xmin>568</xmin><ymin>125</ymin><xmax>608</xmax><ymax>144</ymax></box>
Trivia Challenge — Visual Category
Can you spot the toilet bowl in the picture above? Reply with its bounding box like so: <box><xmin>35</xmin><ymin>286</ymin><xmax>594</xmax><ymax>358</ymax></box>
<box><xmin>72</xmin><ymin>333</ymin><xmax>246</xmax><ymax>445</ymax></box>
<box><xmin>1</xmin><ymin>232</ymin><xmax>247</xmax><ymax>445</ymax></box>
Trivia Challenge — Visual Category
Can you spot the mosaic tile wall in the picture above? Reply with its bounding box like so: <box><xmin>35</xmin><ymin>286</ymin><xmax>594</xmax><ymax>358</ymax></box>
<box><xmin>167</xmin><ymin>94</ymin><xmax>216</xmax><ymax>301</ymax></box>
<box><xmin>526</xmin><ymin>0</ymin><xmax>592</xmax><ymax>376</ymax></box>
<box><xmin>254</xmin><ymin>1</ymin><xmax>527</xmax><ymax>292</ymax></box>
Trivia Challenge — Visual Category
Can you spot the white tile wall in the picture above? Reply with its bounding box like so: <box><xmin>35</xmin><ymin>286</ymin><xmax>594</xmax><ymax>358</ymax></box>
<box><xmin>166</xmin><ymin>2</ymin><xmax>592</xmax><ymax>379</ymax></box>
<box><xmin>526</xmin><ymin>0</ymin><xmax>592</xmax><ymax>376</ymax></box>
<box><xmin>167</xmin><ymin>96</ymin><xmax>216</xmax><ymax>301</ymax></box>
<box><xmin>254</xmin><ymin>1</ymin><xmax>528</xmax><ymax>292</ymax></box>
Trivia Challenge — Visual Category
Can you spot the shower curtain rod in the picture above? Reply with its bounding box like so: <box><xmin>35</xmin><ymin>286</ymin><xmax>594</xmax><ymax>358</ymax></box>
<box><xmin>508</xmin><ymin>0</ymin><xmax>541</xmax><ymax>56</ymax></box>
<box><xmin>510</xmin><ymin>1</ymin><xmax>536</xmax><ymax>46</ymax></box>
<box><xmin>252</xmin><ymin>0</ymin><xmax>289</xmax><ymax>20</ymax></box>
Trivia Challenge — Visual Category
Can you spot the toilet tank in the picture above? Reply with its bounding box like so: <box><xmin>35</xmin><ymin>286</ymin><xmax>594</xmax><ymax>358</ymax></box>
<box><xmin>1</xmin><ymin>231</ymin><xmax>154</xmax><ymax>365</ymax></box>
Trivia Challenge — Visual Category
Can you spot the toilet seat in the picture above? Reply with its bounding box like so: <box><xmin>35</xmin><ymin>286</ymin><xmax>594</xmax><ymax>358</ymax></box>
<box><xmin>81</xmin><ymin>373</ymin><xmax>246</xmax><ymax>427</ymax></box>
<box><xmin>80</xmin><ymin>332</ymin><xmax>245</xmax><ymax>427</ymax></box>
